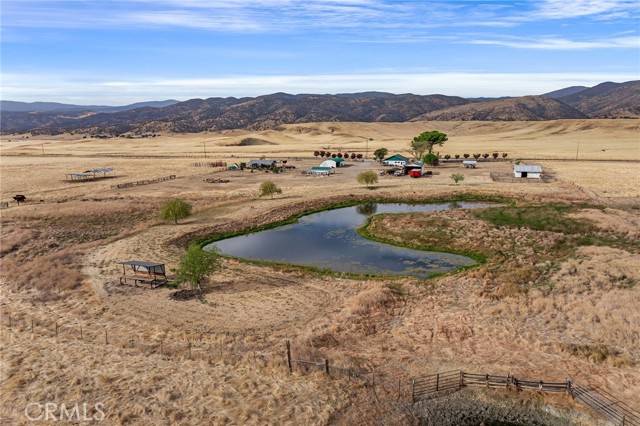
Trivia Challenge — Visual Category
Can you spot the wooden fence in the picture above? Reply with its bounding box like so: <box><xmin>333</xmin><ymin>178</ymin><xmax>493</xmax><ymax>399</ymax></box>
<box><xmin>412</xmin><ymin>370</ymin><xmax>639</xmax><ymax>426</ymax></box>
<box><xmin>191</xmin><ymin>161</ymin><xmax>227</xmax><ymax>167</ymax></box>
<box><xmin>110</xmin><ymin>174</ymin><xmax>176</xmax><ymax>189</ymax></box>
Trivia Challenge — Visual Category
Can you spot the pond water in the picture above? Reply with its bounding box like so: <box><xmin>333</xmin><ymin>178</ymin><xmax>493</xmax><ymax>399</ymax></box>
<box><xmin>206</xmin><ymin>202</ymin><xmax>491</xmax><ymax>279</ymax></box>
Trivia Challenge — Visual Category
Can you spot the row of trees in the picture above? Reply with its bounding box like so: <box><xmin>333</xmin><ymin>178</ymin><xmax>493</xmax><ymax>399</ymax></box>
<box><xmin>313</xmin><ymin>151</ymin><xmax>363</xmax><ymax>159</ymax></box>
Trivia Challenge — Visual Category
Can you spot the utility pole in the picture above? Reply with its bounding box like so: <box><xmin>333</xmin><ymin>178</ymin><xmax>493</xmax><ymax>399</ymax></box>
<box><xmin>41</xmin><ymin>144</ymin><xmax>45</xmax><ymax>155</ymax></box>
<box><xmin>575</xmin><ymin>141</ymin><xmax>580</xmax><ymax>160</ymax></box>
<box><xmin>204</xmin><ymin>141</ymin><xmax>207</xmax><ymax>158</ymax></box>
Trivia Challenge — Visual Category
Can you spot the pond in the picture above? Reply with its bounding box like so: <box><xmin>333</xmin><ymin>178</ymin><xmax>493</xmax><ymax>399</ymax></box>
<box><xmin>205</xmin><ymin>202</ymin><xmax>491</xmax><ymax>279</ymax></box>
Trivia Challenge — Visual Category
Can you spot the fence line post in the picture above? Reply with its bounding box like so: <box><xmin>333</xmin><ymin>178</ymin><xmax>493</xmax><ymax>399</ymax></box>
<box><xmin>105</xmin><ymin>329</ymin><xmax>108</xmax><ymax>345</ymax></box>
<box><xmin>160</xmin><ymin>340</ymin><xmax>163</xmax><ymax>356</ymax></box>
<box><xmin>55</xmin><ymin>322</ymin><xmax>58</xmax><ymax>337</ymax></box>
<box><xmin>31</xmin><ymin>319</ymin><xmax>34</xmax><ymax>333</ymax></box>
<box><xmin>460</xmin><ymin>371</ymin><xmax>464</xmax><ymax>389</ymax></box>
<box><xmin>8</xmin><ymin>314</ymin><xmax>11</xmax><ymax>328</ymax></box>
<box><xmin>411</xmin><ymin>379</ymin><xmax>416</xmax><ymax>403</ymax></box>
<box><xmin>188</xmin><ymin>341</ymin><xmax>192</xmax><ymax>359</ymax></box>
<box><xmin>285</xmin><ymin>340</ymin><xmax>292</xmax><ymax>374</ymax></box>
<box><xmin>130</xmin><ymin>336</ymin><xmax>134</xmax><ymax>348</ymax></box>
<box><xmin>436</xmin><ymin>373</ymin><xmax>440</xmax><ymax>391</ymax></box>
<box><xmin>398</xmin><ymin>379</ymin><xmax>401</xmax><ymax>400</ymax></box>
<box><xmin>80</xmin><ymin>326</ymin><xmax>83</xmax><ymax>340</ymax></box>
<box><xmin>324</xmin><ymin>359</ymin><xmax>329</xmax><ymax>375</ymax></box>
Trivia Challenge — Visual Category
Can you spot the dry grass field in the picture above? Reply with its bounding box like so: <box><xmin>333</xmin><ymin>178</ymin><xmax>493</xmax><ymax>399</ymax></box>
<box><xmin>1</xmin><ymin>119</ymin><xmax>639</xmax><ymax>425</ymax></box>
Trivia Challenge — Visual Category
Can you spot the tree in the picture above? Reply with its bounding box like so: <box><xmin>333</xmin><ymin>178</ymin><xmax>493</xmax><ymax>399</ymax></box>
<box><xmin>319</xmin><ymin>150</ymin><xmax>326</xmax><ymax>157</ymax></box>
<box><xmin>357</xmin><ymin>170</ymin><xmax>378</xmax><ymax>189</ymax></box>
<box><xmin>492</xmin><ymin>152</ymin><xmax>499</xmax><ymax>160</ymax></box>
<box><xmin>444</xmin><ymin>154</ymin><xmax>451</xmax><ymax>160</ymax></box>
<box><xmin>373</xmin><ymin>148</ymin><xmax>388</xmax><ymax>162</ymax></box>
<box><xmin>450</xmin><ymin>173</ymin><xmax>465</xmax><ymax>184</ymax></box>
<box><xmin>463</xmin><ymin>153</ymin><xmax>470</xmax><ymax>159</ymax></box>
<box><xmin>313</xmin><ymin>151</ymin><xmax>320</xmax><ymax>157</ymax></box>
<box><xmin>356</xmin><ymin>153</ymin><xmax>363</xmax><ymax>159</ymax></box>
<box><xmin>176</xmin><ymin>244</ymin><xmax>220</xmax><ymax>291</ymax></box>
<box><xmin>423</xmin><ymin>152</ymin><xmax>439</xmax><ymax>166</ymax></box>
<box><xmin>161</xmin><ymin>198</ymin><xmax>192</xmax><ymax>224</ymax></box>
<box><xmin>454</xmin><ymin>154</ymin><xmax>460</xmax><ymax>159</ymax></box>
<box><xmin>411</xmin><ymin>130</ymin><xmax>448</xmax><ymax>158</ymax></box>
<box><xmin>350</xmin><ymin>153</ymin><xmax>357</xmax><ymax>160</ymax></box>
<box><xmin>259</xmin><ymin>181</ymin><xmax>282</xmax><ymax>199</ymax></box>
<box><xmin>337</xmin><ymin>152</ymin><xmax>343</xmax><ymax>158</ymax></box>
<box><xmin>473</xmin><ymin>153</ymin><xmax>481</xmax><ymax>160</ymax></box>
<box><xmin>482</xmin><ymin>153</ymin><xmax>490</xmax><ymax>159</ymax></box>
<box><xmin>502</xmin><ymin>153</ymin><xmax>508</xmax><ymax>159</ymax></box>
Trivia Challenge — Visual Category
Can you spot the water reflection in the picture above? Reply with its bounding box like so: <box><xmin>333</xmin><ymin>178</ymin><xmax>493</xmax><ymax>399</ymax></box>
<box><xmin>206</xmin><ymin>202</ymin><xmax>491</xmax><ymax>279</ymax></box>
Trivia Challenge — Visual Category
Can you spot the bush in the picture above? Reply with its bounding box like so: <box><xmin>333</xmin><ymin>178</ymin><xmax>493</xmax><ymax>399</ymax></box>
<box><xmin>176</xmin><ymin>244</ymin><xmax>221</xmax><ymax>291</ymax></box>
<box><xmin>450</xmin><ymin>173</ymin><xmax>465</xmax><ymax>184</ymax></box>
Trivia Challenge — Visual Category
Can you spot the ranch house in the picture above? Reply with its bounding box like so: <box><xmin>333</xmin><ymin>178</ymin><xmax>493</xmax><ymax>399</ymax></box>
<box><xmin>382</xmin><ymin>154</ymin><xmax>408</xmax><ymax>167</ymax></box>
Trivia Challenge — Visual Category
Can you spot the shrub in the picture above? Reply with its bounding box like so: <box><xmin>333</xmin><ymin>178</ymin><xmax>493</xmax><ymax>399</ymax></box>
<box><xmin>450</xmin><ymin>173</ymin><xmax>465</xmax><ymax>184</ymax></box>
<box><xmin>357</xmin><ymin>171</ymin><xmax>378</xmax><ymax>189</ymax></box>
<box><xmin>259</xmin><ymin>181</ymin><xmax>282</xmax><ymax>199</ymax></box>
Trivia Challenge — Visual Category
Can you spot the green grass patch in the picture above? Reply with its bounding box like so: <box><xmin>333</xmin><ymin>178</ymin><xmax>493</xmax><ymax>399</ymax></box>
<box><xmin>473</xmin><ymin>203</ymin><xmax>595</xmax><ymax>234</ymax></box>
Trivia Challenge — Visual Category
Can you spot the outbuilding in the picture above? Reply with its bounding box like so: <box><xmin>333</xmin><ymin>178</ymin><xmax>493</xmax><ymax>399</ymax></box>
<box><xmin>463</xmin><ymin>160</ymin><xmax>477</xmax><ymax>168</ymax></box>
<box><xmin>310</xmin><ymin>166</ymin><xmax>333</xmax><ymax>176</ymax></box>
<box><xmin>403</xmin><ymin>161</ymin><xmax>425</xmax><ymax>176</ymax></box>
<box><xmin>248</xmin><ymin>159</ymin><xmax>276</xmax><ymax>169</ymax></box>
<box><xmin>330</xmin><ymin>157</ymin><xmax>345</xmax><ymax>167</ymax></box>
<box><xmin>320</xmin><ymin>160</ymin><xmax>337</xmax><ymax>168</ymax></box>
<box><xmin>382</xmin><ymin>154</ymin><xmax>408</xmax><ymax>167</ymax></box>
<box><xmin>513</xmin><ymin>164</ymin><xmax>543</xmax><ymax>179</ymax></box>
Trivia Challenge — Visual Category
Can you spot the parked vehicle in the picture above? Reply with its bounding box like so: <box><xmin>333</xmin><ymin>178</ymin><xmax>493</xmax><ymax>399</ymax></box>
<box><xmin>393</xmin><ymin>170</ymin><xmax>404</xmax><ymax>176</ymax></box>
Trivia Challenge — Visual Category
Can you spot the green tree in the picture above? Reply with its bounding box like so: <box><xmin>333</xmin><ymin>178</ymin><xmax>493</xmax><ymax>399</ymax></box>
<box><xmin>411</xmin><ymin>131</ymin><xmax>448</xmax><ymax>158</ymax></box>
<box><xmin>422</xmin><ymin>152</ymin><xmax>440</xmax><ymax>166</ymax></box>
<box><xmin>373</xmin><ymin>148</ymin><xmax>388</xmax><ymax>162</ymax></box>
<box><xmin>450</xmin><ymin>173</ymin><xmax>465</xmax><ymax>184</ymax></box>
<box><xmin>357</xmin><ymin>170</ymin><xmax>378</xmax><ymax>189</ymax></box>
<box><xmin>259</xmin><ymin>181</ymin><xmax>282</xmax><ymax>199</ymax></box>
<box><xmin>176</xmin><ymin>244</ymin><xmax>220</xmax><ymax>291</ymax></box>
<box><xmin>161</xmin><ymin>198</ymin><xmax>192</xmax><ymax>224</ymax></box>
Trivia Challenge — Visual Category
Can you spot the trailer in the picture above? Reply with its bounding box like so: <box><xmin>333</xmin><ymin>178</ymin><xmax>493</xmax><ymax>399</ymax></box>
<box><xmin>463</xmin><ymin>160</ymin><xmax>477</xmax><ymax>168</ymax></box>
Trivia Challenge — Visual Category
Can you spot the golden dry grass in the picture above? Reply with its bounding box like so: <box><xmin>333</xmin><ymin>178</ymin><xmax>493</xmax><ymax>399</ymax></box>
<box><xmin>1</xmin><ymin>119</ymin><xmax>640</xmax><ymax>424</ymax></box>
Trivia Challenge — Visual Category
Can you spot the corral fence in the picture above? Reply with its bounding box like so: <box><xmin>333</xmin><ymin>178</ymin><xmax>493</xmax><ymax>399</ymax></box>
<box><xmin>110</xmin><ymin>174</ymin><xmax>176</xmax><ymax>189</ymax></box>
<box><xmin>412</xmin><ymin>370</ymin><xmax>639</xmax><ymax>426</ymax></box>
<box><xmin>191</xmin><ymin>161</ymin><xmax>227</xmax><ymax>167</ymax></box>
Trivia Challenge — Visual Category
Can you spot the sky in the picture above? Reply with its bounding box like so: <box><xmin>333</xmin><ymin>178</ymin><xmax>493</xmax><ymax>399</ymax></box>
<box><xmin>1</xmin><ymin>0</ymin><xmax>639</xmax><ymax>105</ymax></box>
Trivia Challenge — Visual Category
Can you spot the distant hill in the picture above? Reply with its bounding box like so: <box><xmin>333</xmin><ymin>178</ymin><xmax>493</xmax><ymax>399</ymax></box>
<box><xmin>541</xmin><ymin>86</ymin><xmax>589</xmax><ymax>99</ymax></box>
<box><xmin>1</xmin><ymin>81</ymin><xmax>638</xmax><ymax>134</ymax></box>
<box><xmin>0</xmin><ymin>93</ymin><xmax>470</xmax><ymax>134</ymax></box>
<box><xmin>413</xmin><ymin>96</ymin><xmax>589</xmax><ymax>121</ymax></box>
<box><xmin>557</xmin><ymin>81</ymin><xmax>640</xmax><ymax>118</ymax></box>
<box><xmin>0</xmin><ymin>99</ymin><xmax>179</xmax><ymax>113</ymax></box>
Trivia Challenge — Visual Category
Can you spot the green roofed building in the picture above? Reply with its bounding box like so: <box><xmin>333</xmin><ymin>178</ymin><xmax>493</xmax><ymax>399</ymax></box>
<box><xmin>330</xmin><ymin>157</ymin><xmax>345</xmax><ymax>166</ymax></box>
<box><xmin>382</xmin><ymin>154</ymin><xmax>408</xmax><ymax>167</ymax></box>
<box><xmin>310</xmin><ymin>166</ymin><xmax>333</xmax><ymax>175</ymax></box>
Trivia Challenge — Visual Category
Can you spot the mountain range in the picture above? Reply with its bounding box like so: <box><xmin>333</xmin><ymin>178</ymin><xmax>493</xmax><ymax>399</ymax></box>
<box><xmin>1</xmin><ymin>81</ymin><xmax>638</xmax><ymax>135</ymax></box>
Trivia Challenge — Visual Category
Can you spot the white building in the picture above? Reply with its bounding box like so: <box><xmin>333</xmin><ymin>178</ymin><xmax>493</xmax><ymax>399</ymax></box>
<box><xmin>513</xmin><ymin>164</ymin><xmax>543</xmax><ymax>179</ymax></box>
<box><xmin>382</xmin><ymin>154</ymin><xmax>409</xmax><ymax>167</ymax></box>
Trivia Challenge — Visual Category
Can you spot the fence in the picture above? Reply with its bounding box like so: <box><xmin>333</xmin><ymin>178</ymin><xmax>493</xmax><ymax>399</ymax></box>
<box><xmin>110</xmin><ymin>175</ymin><xmax>176</xmax><ymax>189</ymax></box>
<box><xmin>412</xmin><ymin>370</ymin><xmax>639</xmax><ymax>426</ymax></box>
<box><xmin>191</xmin><ymin>161</ymin><xmax>227</xmax><ymax>167</ymax></box>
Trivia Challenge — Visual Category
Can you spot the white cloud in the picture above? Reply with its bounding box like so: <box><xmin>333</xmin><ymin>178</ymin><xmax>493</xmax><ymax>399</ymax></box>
<box><xmin>533</xmin><ymin>0</ymin><xmax>640</xmax><ymax>19</ymax></box>
<box><xmin>470</xmin><ymin>36</ymin><xmax>640</xmax><ymax>50</ymax></box>
<box><xmin>3</xmin><ymin>72</ymin><xmax>638</xmax><ymax>104</ymax></box>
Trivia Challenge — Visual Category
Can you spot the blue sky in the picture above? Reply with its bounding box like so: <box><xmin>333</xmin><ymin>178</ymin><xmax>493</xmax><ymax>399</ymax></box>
<box><xmin>1</xmin><ymin>0</ymin><xmax>639</xmax><ymax>104</ymax></box>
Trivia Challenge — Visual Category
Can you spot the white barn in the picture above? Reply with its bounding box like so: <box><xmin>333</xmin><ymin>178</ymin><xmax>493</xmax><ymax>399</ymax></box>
<box><xmin>513</xmin><ymin>164</ymin><xmax>543</xmax><ymax>179</ymax></box>
<box><xmin>319</xmin><ymin>160</ymin><xmax>337</xmax><ymax>168</ymax></box>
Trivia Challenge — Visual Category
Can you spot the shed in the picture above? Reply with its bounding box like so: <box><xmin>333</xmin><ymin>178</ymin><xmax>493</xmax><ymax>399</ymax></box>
<box><xmin>248</xmin><ymin>159</ymin><xmax>276</xmax><ymax>169</ymax></box>
<box><xmin>403</xmin><ymin>161</ymin><xmax>425</xmax><ymax>176</ymax></box>
<box><xmin>463</xmin><ymin>160</ymin><xmax>477</xmax><ymax>168</ymax></box>
<box><xmin>514</xmin><ymin>164</ymin><xmax>543</xmax><ymax>179</ymax></box>
<box><xmin>118</xmin><ymin>260</ymin><xmax>168</xmax><ymax>288</ymax></box>
<box><xmin>382</xmin><ymin>154</ymin><xmax>408</xmax><ymax>167</ymax></box>
<box><xmin>310</xmin><ymin>166</ymin><xmax>333</xmax><ymax>175</ymax></box>
<box><xmin>319</xmin><ymin>160</ymin><xmax>337</xmax><ymax>168</ymax></box>
<box><xmin>330</xmin><ymin>158</ymin><xmax>345</xmax><ymax>167</ymax></box>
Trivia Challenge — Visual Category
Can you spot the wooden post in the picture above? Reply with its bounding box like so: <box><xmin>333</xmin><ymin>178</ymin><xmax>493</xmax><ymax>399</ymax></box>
<box><xmin>436</xmin><ymin>373</ymin><xmax>440</xmax><ymax>391</ymax></box>
<box><xmin>80</xmin><ymin>326</ymin><xmax>83</xmax><ymax>340</ymax></box>
<box><xmin>105</xmin><ymin>329</ymin><xmax>108</xmax><ymax>345</ymax></box>
<box><xmin>188</xmin><ymin>341</ymin><xmax>192</xmax><ymax>359</ymax></box>
<box><xmin>160</xmin><ymin>340</ymin><xmax>163</xmax><ymax>356</ymax></box>
<box><xmin>285</xmin><ymin>340</ymin><xmax>292</xmax><ymax>374</ymax></box>
<box><xmin>324</xmin><ymin>359</ymin><xmax>329</xmax><ymax>375</ymax></box>
<box><xmin>8</xmin><ymin>314</ymin><xmax>11</xmax><ymax>328</ymax></box>
<box><xmin>31</xmin><ymin>319</ymin><xmax>34</xmax><ymax>333</ymax></box>
<box><xmin>411</xmin><ymin>379</ymin><xmax>416</xmax><ymax>403</ymax></box>
<box><xmin>130</xmin><ymin>336</ymin><xmax>134</xmax><ymax>348</ymax></box>
<box><xmin>398</xmin><ymin>379</ymin><xmax>401</xmax><ymax>400</ymax></box>
<box><xmin>55</xmin><ymin>322</ymin><xmax>58</xmax><ymax>337</ymax></box>
<box><xmin>460</xmin><ymin>371</ymin><xmax>464</xmax><ymax>389</ymax></box>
